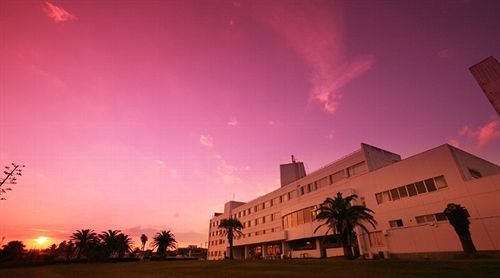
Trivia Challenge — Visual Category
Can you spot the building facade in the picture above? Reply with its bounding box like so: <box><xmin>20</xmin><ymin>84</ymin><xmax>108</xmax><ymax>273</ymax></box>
<box><xmin>470</xmin><ymin>56</ymin><xmax>500</xmax><ymax>116</ymax></box>
<box><xmin>207</xmin><ymin>143</ymin><xmax>500</xmax><ymax>260</ymax></box>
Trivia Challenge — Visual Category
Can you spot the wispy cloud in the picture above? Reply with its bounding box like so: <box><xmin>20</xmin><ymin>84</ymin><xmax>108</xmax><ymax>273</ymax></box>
<box><xmin>213</xmin><ymin>154</ymin><xmax>244</xmax><ymax>185</ymax></box>
<box><xmin>154</xmin><ymin>160</ymin><xmax>179</xmax><ymax>177</ymax></box>
<box><xmin>44</xmin><ymin>1</ymin><xmax>77</xmax><ymax>23</ymax></box>
<box><xmin>248</xmin><ymin>1</ymin><xmax>375</xmax><ymax>114</ymax></box>
<box><xmin>199</xmin><ymin>135</ymin><xmax>214</xmax><ymax>147</ymax></box>
<box><xmin>227</xmin><ymin>117</ymin><xmax>240</xmax><ymax>126</ymax></box>
<box><xmin>449</xmin><ymin>119</ymin><xmax>500</xmax><ymax>149</ymax></box>
<box><xmin>314</xmin><ymin>55</ymin><xmax>375</xmax><ymax>113</ymax></box>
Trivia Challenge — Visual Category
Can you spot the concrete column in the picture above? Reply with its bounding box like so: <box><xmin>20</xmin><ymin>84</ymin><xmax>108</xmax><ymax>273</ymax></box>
<box><xmin>244</xmin><ymin>246</ymin><xmax>249</xmax><ymax>259</ymax></box>
<box><xmin>262</xmin><ymin>243</ymin><xmax>267</xmax><ymax>259</ymax></box>
<box><xmin>281</xmin><ymin>241</ymin><xmax>286</xmax><ymax>259</ymax></box>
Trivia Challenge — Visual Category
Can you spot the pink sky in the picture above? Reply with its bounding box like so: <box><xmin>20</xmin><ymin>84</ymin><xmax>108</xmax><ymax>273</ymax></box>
<box><xmin>1</xmin><ymin>0</ymin><xmax>499</xmax><ymax>248</ymax></box>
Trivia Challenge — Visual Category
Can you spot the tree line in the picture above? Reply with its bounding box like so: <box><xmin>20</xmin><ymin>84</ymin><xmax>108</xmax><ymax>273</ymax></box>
<box><xmin>0</xmin><ymin>229</ymin><xmax>177</xmax><ymax>265</ymax></box>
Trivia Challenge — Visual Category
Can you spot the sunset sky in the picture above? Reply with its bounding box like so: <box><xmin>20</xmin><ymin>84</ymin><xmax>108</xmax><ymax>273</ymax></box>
<box><xmin>1</xmin><ymin>0</ymin><xmax>499</xmax><ymax>249</ymax></box>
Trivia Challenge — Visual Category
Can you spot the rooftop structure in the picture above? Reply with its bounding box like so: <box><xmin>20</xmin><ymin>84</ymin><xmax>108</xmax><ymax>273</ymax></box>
<box><xmin>469</xmin><ymin>56</ymin><xmax>500</xmax><ymax>116</ymax></box>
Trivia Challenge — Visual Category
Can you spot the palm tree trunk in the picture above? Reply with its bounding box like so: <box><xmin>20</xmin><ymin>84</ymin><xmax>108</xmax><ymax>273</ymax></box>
<box><xmin>341</xmin><ymin>234</ymin><xmax>353</xmax><ymax>259</ymax></box>
<box><xmin>458</xmin><ymin>234</ymin><xmax>477</xmax><ymax>254</ymax></box>
<box><xmin>228</xmin><ymin>239</ymin><xmax>234</xmax><ymax>259</ymax></box>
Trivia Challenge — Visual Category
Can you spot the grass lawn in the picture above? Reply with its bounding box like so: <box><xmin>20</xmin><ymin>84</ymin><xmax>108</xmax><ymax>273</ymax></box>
<box><xmin>1</xmin><ymin>259</ymin><xmax>499</xmax><ymax>278</ymax></box>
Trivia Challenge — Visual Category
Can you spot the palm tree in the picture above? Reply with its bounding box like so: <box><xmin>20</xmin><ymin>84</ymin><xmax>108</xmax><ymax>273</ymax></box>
<box><xmin>99</xmin><ymin>230</ymin><xmax>121</xmax><ymax>258</ymax></box>
<box><xmin>1</xmin><ymin>240</ymin><xmax>26</xmax><ymax>260</ymax></box>
<box><xmin>314</xmin><ymin>192</ymin><xmax>377</xmax><ymax>259</ymax></box>
<box><xmin>140</xmin><ymin>234</ymin><xmax>148</xmax><ymax>251</ymax></box>
<box><xmin>218</xmin><ymin>218</ymin><xmax>244</xmax><ymax>260</ymax></box>
<box><xmin>116</xmin><ymin>233</ymin><xmax>133</xmax><ymax>259</ymax></box>
<box><xmin>151</xmin><ymin>230</ymin><xmax>177</xmax><ymax>258</ymax></box>
<box><xmin>444</xmin><ymin>203</ymin><xmax>477</xmax><ymax>254</ymax></box>
<box><xmin>70</xmin><ymin>229</ymin><xmax>98</xmax><ymax>259</ymax></box>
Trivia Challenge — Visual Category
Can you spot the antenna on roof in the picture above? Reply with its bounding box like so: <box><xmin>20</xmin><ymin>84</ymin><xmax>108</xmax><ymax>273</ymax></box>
<box><xmin>291</xmin><ymin>155</ymin><xmax>296</xmax><ymax>163</ymax></box>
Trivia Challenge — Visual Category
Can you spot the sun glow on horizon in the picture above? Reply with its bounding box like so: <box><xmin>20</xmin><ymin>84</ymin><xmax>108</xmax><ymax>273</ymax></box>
<box><xmin>34</xmin><ymin>236</ymin><xmax>50</xmax><ymax>248</ymax></box>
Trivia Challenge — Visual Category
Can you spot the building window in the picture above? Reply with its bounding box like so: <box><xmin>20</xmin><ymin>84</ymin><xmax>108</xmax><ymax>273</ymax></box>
<box><xmin>424</xmin><ymin>178</ymin><xmax>437</xmax><ymax>192</ymax></box>
<box><xmin>330</xmin><ymin>170</ymin><xmax>345</xmax><ymax>183</ymax></box>
<box><xmin>398</xmin><ymin>186</ymin><xmax>408</xmax><ymax>198</ymax></box>
<box><xmin>415</xmin><ymin>181</ymin><xmax>427</xmax><ymax>194</ymax></box>
<box><xmin>375</xmin><ymin>175</ymin><xmax>448</xmax><ymax>204</ymax></box>
<box><xmin>406</xmin><ymin>183</ymin><xmax>418</xmax><ymax>196</ymax></box>
<box><xmin>347</xmin><ymin>162</ymin><xmax>365</xmax><ymax>177</ymax></box>
<box><xmin>434</xmin><ymin>176</ymin><xmax>448</xmax><ymax>189</ymax></box>
<box><xmin>435</xmin><ymin>213</ymin><xmax>447</xmax><ymax>221</ymax></box>
<box><xmin>389</xmin><ymin>219</ymin><xmax>404</xmax><ymax>228</ymax></box>
<box><xmin>390</xmin><ymin>188</ymin><xmax>400</xmax><ymax>200</ymax></box>
<box><xmin>469</xmin><ymin>168</ymin><xmax>482</xmax><ymax>179</ymax></box>
<box><xmin>415</xmin><ymin>213</ymin><xmax>449</xmax><ymax>224</ymax></box>
<box><xmin>318</xmin><ymin>176</ymin><xmax>329</xmax><ymax>188</ymax></box>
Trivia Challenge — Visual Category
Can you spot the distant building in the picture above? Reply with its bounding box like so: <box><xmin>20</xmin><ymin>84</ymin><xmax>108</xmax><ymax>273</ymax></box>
<box><xmin>176</xmin><ymin>245</ymin><xmax>207</xmax><ymax>259</ymax></box>
<box><xmin>207</xmin><ymin>143</ymin><xmax>500</xmax><ymax>259</ymax></box>
<box><xmin>469</xmin><ymin>56</ymin><xmax>500</xmax><ymax>116</ymax></box>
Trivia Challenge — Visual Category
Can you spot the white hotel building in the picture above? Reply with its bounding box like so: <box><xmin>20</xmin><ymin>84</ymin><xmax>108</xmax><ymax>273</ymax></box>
<box><xmin>207</xmin><ymin>143</ymin><xmax>500</xmax><ymax>259</ymax></box>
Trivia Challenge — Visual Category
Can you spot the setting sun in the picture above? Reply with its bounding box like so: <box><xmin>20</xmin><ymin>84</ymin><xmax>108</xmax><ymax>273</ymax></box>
<box><xmin>34</xmin><ymin>236</ymin><xmax>49</xmax><ymax>247</ymax></box>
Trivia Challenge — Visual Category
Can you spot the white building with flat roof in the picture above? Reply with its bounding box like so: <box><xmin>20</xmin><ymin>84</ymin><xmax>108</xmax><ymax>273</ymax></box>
<box><xmin>207</xmin><ymin>143</ymin><xmax>500</xmax><ymax>260</ymax></box>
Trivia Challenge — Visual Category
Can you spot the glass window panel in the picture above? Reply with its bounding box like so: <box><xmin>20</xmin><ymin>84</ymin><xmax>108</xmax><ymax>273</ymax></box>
<box><xmin>435</xmin><ymin>213</ymin><xmax>447</xmax><ymax>221</ymax></box>
<box><xmin>425</xmin><ymin>215</ymin><xmax>436</xmax><ymax>222</ymax></box>
<box><xmin>415</xmin><ymin>181</ymin><xmax>427</xmax><ymax>194</ymax></box>
<box><xmin>297</xmin><ymin>210</ymin><xmax>304</xmax><ymax>225</ymax></box>
<box><xmin>407</xmin><ymin>184</ymin><xmax>417</xmax><ymax>196</ymax></box>
<box><xmin>469</xmin><ymin>168</ymin><xmax>482</xmax><ymax>179</ymax></box>
<box><xmin>382</xmin><ymin>191</ymin><xmax>392</xmax><ymax>202</ymax></box>
<box><xmin>303</xmin><ymin>208</ymin><xmax>312</xmax><ymax>223</ymax></box>
<box><xmin>390</xmin><ymin>188</ymin><xmax>400</xmax><ymax>200</ymax></box>
<box><xmin>398</xmin><ymin>186</ymin><xmax>408</xmax><ymax>198</ymax></box>
<box><xmin>331</xmin><ymin>170</ymin><xmax>345</xmax><ymax>183</ymax></box>
<box><xmin>375</xmin><ymin>193</ymin><xmax>383</xmax><ymax>204</ymax></box>
<box><xmin>424</xmin><ymin>178</ymin><xmax>437</xmax><ymax>192</ymax></box>
<box><xmin>434</xmin><ymin>176</ymin><xmax>448</xmax><ymax>189</ymax></box>
<box><xmin>415</xmin><ymin>215</ymin><xmax>426</xmax><ymax>224</ymax></box>
<box><xmin>291</xmin><ymin>212</ymin><xmax>298</xmax><ymax>227</ymax></box>
<box><xmin>318</xmin><ymin>177</ymin><xmax>329</xmax><ymax>187</ymax></box>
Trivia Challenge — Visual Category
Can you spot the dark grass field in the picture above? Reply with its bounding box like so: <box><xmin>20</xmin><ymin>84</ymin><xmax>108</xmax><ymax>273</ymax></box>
<box><xmin>1</xmin><ymin>259</ymin><xmax>500</xmax><ymax>278</ymax></box>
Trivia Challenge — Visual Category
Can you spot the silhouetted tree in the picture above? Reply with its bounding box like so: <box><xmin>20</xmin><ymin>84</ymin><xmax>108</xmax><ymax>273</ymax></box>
<box><xmin>116</xmin><ymin>233</ymin><xmax>133</xmax><ymax>259</ymax></box>
<box><xmin>314</xmin><ymin>192</ymin><xmax>377</xmax><ymax>259</ymax></box>
<box><xmin>0</xmin><ymin>163</ymin><xmax>25</xmax><ymax>200</ymax></box>
<box><xmin>140</xmin><ymin>234</ymin><xmax>148</xmax><ymax>251</ymax></box>
<box><xmin>218</xmin><ymin>218</ymin><xmax>244</xmax><ymax>260</ymax></box>
<box><xmin>70</xmin><ymin>229</ymin><xmax>98</xmax><ymax>259</ymax></box>
<box><xmin>99</xmin><ymin>230</ymin><xmax>121</xmax><ymax>258</ymax></box>
<box><xmin>151</xmin><ymin>230</ymin><xmax>177</xmax><ymax>258</ymax></box>
<box><xmin>131</xmin><ymin>247</ymin><xmax>141</xmax><ymax>259</ymax></box>
<box><xmin>0</xmin><ymin>240</ymin><xmax>26</xmax><ymax>261</ymax></box>
<box><xmin>444</xmin><ymin>203</ymin><xmax>477</xmax><ymax>254</ymax></box>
